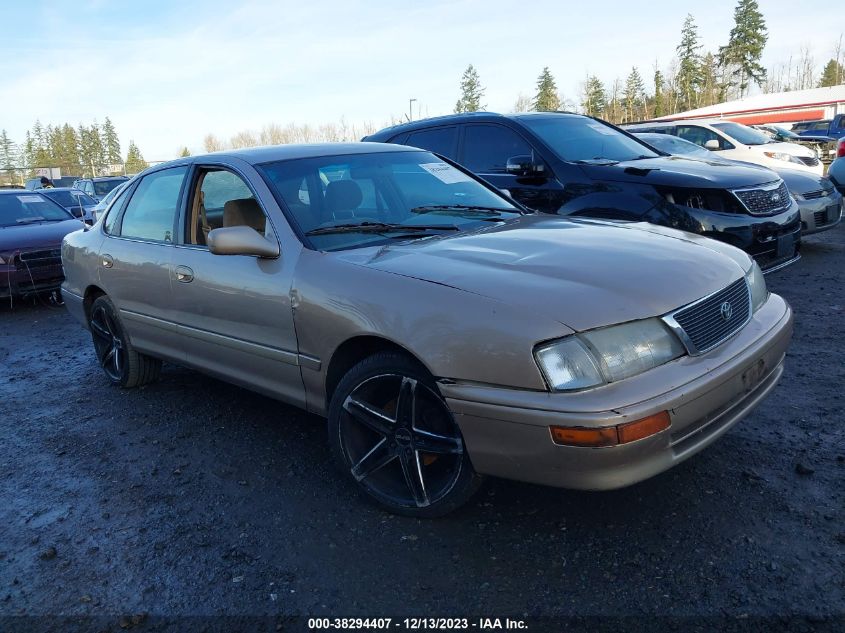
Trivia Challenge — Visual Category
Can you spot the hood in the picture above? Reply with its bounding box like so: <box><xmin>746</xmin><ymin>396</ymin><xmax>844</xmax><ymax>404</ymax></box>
<box><xmin>776</xmin><ymin>169</ymin><xmax>832</xmax><ymax>194</ymax></box>
<box><xmin>763</xmin><ymin>141</ymin><xmax>815</xmax><ymax>157</ymax></box>
<box><xmin>337</xmin><ymin>215</ymin><xmax>748</xmax><ymax>332</ymax></box>
<box><xmin>577</xmin><ymin>155</ymin><xmax>778</xmax><ymax>189</ymax></box>
<box><xmin>0</xmin><ymin>219</ymin><xmax>83</xmax><ymax>253</ymax></box>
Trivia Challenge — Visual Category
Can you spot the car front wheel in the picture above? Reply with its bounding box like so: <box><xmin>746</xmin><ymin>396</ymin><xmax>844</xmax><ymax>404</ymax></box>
<box><xmin>328</xmin><ymin>352</ymin><xmax>482</xmax><ymax>517</ymax></box>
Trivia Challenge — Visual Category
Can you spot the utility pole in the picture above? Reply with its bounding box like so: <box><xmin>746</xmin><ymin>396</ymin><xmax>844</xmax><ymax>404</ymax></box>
<box><xmin>408</xmin><ymin>98</ymin><xmax>417</xmax><ymax>122</ymax></box>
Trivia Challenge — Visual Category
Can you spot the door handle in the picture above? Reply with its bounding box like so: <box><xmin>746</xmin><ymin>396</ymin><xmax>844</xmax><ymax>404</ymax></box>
<box><xmin>175</xmin><ymin>265</ymin><xmax>194</xmax><ymax>283</ymax></box>
<box><xmin>101</xmin><ymin>254</ymin><xmax>114</xmax><ymax>268</ymax></box>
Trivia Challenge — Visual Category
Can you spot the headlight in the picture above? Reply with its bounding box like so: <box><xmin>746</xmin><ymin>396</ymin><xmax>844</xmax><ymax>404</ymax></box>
<box><xmin>763</xmin><ymin>151</ymin><xmax>803</xmax><ymax>166</ymax></box>
<box><xmin>535</xmin><ymin>318</ymin><xmax>686</xmax><ymax>391</ymax></box>
<box><xmin>746</xmin><ymin>260</ymin><xmax>768</xmax><ymax>312</ymax></box>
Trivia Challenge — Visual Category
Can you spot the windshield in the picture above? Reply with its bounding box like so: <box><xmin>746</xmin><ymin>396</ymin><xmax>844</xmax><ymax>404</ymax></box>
<box><xmin>42</xmin><ymin>190</ymin><xmax>96</xmax><ymax>207</ymax></box>
<box><xmin>636</xmin><ymin>133</ymin><xmax>712</xmax><ymax>158</ymax></box>
<box><xmin>97</xmin><ymin>181</ymin><xmax>129</xmax><ymax>207</ymax></box>
<box><xmin>258</xmin><ymin>151</ymin><xmax>520</xmax><ymax>251</ymax></box>
<box><xmin>519</xmin><ymin>116</ymin><xmax>659</xmax><ymax>163</ymax></box>
<box><xmin>711</xmin><ymin>122</ymin><xmax>772</xmax><ymax>146</ymax></box>
<box><xmin>93</xmin><ymin>179</ymin><xmax>127</xmax><ymax>196</ymax></box>
<box><xmin>0</xmin><ymin>193</ymin><xmax>74</xmax><ymax>227</ymax></box>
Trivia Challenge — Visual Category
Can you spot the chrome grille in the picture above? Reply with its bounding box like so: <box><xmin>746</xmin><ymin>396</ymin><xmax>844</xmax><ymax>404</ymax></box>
<box><xmin>797</xmin><ymin>156</ymin><xmax>820</xmax><ymax>167</ymax></box>
<box><xmin>16</xmin><ymin>248</ymin><xmax>62</xmax><ymax>270</ymax></box>
<box><xmin>802</xmin><ymin>189</ymin><xmax>829</xmax><ymax>200</ymax></box>
<box><xmin>733</xmin><ymin>181</ymin><xmax>791</xmax><ymax>216</ymax></box>
<box><xmin>666</xmin><ymin>278</ymin><xmax>751</xmax><ymax>355</ymax></box>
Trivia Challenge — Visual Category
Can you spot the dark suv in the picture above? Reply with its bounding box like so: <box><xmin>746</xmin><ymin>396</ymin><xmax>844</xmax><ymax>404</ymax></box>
<box><xmin>364</xmin><ymin>112</ymin><xmax>801</xmax><ymax>271</ymax></box>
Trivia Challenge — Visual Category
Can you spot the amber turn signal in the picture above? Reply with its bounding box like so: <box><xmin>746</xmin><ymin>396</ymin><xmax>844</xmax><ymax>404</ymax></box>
<box><xmin>550</xmin><ymin>411</ymin><xmax>671</xmax><ymax>447</ymax></box>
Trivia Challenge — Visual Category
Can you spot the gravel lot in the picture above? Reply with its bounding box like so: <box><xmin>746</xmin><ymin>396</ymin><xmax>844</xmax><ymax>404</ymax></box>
<box><xmin>1</xmin><ymin>224</ymin><xmax>843</xmax><ymax>632</ymax></box>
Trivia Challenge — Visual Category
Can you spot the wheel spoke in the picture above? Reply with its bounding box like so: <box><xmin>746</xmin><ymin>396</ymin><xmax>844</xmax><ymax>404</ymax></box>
<box><xmin>343</xmin><ymin>396</ymin><xmax>394</xmax><ymax>437</ymax></box>
<box><xmin>412</xmin><ymin>428</ymin><xmax>463</xmax><ymax>455</ymax></box>
<box><xmin>400</xmin><ymin>449</ymin><xmax>429</xmax><ymax>507</ymax></box>
<box><xmin>101</xmin><ymin>346</ymin><xmax>115</xmax><ymax>368</ymax></box>
<box><xmin>395</xmin><ymin>377</ymin><xmax>417</xmax><ymax>427</ymax></box>
<box><xmin>112</xmin><ymin>342</ymin><xmax>121</xmax><ymax>374</ymax></box>
<box><xmin>90</xmin><ymin>319</ymin><xmax>111</xmax><ymax>341</ymax></box>
<box><xmin>350</xmin><ymin>438</ymin><xmax>396</xmax><ymax>481</ymax></box>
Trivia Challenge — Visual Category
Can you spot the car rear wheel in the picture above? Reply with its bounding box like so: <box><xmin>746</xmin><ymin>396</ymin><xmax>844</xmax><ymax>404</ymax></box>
<box><xmin>328</xmin><ymin>352</ymin><xmax>482</xmax><ymax>517</ymax></box>
<box><xmin>89</xmin><ymin>295</ymin><xmax>161</xmax><ymax>388</ymax></box>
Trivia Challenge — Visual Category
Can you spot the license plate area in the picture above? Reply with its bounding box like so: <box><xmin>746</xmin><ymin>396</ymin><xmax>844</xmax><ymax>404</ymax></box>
<box><xmin>741</xmin><ymin>358</ymin><xmax>767</xmax><ymax>393</ymax></box>
<box><xmin>776</xmin><ymin>234</ymin><xmax>793</xmax><ymax>258</ymax></box>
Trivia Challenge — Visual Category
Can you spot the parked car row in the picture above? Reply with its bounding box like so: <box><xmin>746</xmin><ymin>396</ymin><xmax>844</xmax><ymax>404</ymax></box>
<box><xmin>5</xmin><ymin>106</ymin><xmax>839</xmax><ymax>516</ymax></box>
<box><xmin>365</xmin><ymin>112</ymin><xmax>807</xmax><ymax>271</ymax></box>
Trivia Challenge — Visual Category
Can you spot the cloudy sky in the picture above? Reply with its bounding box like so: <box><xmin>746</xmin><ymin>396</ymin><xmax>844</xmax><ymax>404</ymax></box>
<box><xmin>1</xmin><ymin>0</ymin><xmax>841</xmax><ymax>160</ymax></box>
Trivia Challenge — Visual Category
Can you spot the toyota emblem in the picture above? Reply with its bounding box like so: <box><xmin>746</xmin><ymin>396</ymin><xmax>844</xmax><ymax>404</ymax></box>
<box><xmin>720</xmin><ymin>301</ymin><xmax>733</xmax><ymax>321</ymax></box>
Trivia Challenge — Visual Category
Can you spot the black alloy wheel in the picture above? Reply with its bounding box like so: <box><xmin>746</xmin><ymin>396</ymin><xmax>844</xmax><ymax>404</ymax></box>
<box><xmin>328</xmin><ymin>352</ymin><xmax>481</xmax><ymax>517</ymax></box>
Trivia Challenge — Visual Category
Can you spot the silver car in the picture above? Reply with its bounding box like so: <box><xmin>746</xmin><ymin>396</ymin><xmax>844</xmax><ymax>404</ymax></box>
<box><xmin>61</xmin><ymin>144</ymin><xmax>792</xmax><ymax>516</ymax></box>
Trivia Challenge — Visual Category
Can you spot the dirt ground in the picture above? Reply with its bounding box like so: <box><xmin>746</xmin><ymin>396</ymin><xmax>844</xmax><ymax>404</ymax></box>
<box><xmin>0</xmin><ymin>224</ymin><xmax>843</xmax><ymax>632</ymax></box>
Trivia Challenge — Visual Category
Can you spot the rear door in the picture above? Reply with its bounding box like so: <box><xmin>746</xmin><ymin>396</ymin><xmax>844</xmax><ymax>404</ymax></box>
<box><xmin>97</xmin><ymin>165</ymin><xmax>188</xmax><ymax>362</ymax></box>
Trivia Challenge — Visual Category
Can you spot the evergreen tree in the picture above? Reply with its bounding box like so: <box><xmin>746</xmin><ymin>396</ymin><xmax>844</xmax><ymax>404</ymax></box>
<box><xmin>718</xmin><ymin>0</ymin><xmax>768</xmax><ymax>97</ymax></box>
<box><xmin>125</xmin><ymin>141</ymin><xmax>148</xmax><ymax>174</ymax></box>
<box><xmin>1</xmin><ymin>130</ymin><xmax>19</xmax><ymax>184</ymax></box>
<box><xmin>623</xmin><ymin>67</ymin><xmax>645</xmax><ymax>122</ymax></box>
<box><xmin>23</xmin><ymin>131</ymin><xmax>34</xmax><ymax>169</ymax></box>
<box><xmin>454</xmin><ymin>64</ymin><xmax>485</xmax><ymax>113</ymax></box>
<box><xmin>178</xmin><ymin>147</ymin><xmax>191</xmax><ymax>157</ymax></box>
<box><xmin>676</xmin><ymin>14</ymin><xmax>703</xmax><ymax>110</ymax></box>
<box><xmin>818</xmin><ymin>58</ymin><xmax>845</xmax><ymax>87</ymax></box>
<box><xmin>581</xmin><ymin>76</ymin><xmax>607</xmax><ymax>117</ymax></box>
<box><xmin>653</xmin><ymin>69</ymin><xmax>666</xmax><ymax>117</ymax></box>
<box><xmin>102</xmin><ymin>117</ymin><xmax>122</xmax><ymax>166</ymax></box>
<box><xmin>533</xmin><ymin>67</ymin><xmax>560</xmax><ymax>112</ymax></box>
<box><xmin>699</xmin><ymin>52</ymin><xmax>723</xmax><ymax>107</ymax></box>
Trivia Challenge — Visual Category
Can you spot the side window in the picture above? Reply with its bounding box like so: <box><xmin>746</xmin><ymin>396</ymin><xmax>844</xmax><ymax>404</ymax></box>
<box><xmin>119</xmin><ymin>166</ymin><xmax>187</xmax><ymax>242</ymax></box>
<box><xmin>102</xmin><ymin>182</ymin><xmax>135</xmax><ymax>234</ymax></box>
<box><xmin>461</xmin><ymin>124</ymin><xmax>534</xmax><ymax>173</ymax></box>
<box><xmin>676</xmin><ymin>126</ymin><xmax>730</xmax><ymax>150</ymax></box>
<box><xmin>405</xmin><ymin>127</ymin><xmax>458</xmax><ymax>159</ymax></box>
<box><xmin>187</xmin><ymin>168</ymin><xmax>267</xmax><ymax>246</ymax></box>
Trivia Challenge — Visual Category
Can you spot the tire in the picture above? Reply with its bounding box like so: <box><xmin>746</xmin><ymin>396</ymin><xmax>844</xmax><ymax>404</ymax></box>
<box><xmin>88</xmin><ymin>295</ymin><xmax>161</xmax><ymax>388</ymax></box>
<box><xmin>328</xmin><ymin>351</ymin><xmax>482</xmax><ymax>517</ymax></box>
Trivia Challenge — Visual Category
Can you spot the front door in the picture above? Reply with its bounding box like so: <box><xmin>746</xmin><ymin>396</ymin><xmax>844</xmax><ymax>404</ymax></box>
<box><xmin>460</xmin><ymin>123</ymin><xmax>564</xmax><ymax>213</ymax></box>
<box><xmin>168</xmin><ymin>163</ymin><xmax>305</xmax><ymax>407</ymax></box>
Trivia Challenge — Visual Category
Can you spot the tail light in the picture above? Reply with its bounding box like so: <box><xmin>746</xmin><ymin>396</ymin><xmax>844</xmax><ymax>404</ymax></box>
<box><xmin>838</xmin><ymin>139</ymin><xmax>845</xmax><ymax>158</ymax></box>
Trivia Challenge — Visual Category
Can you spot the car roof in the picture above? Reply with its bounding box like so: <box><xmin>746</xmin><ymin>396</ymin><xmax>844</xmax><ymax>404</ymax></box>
<box><xmin>40</xmin><ymin>187</ymin><xmax>87</xmax><ymax>193</ymax></box>
<box><xmin>0</xmin><ymin>189</ymin><xmax>48</xmax><ymax>196</ymax></box>
<box><xmin>364</xmin><ymin>111</ymin><xmax>587</xmax><ymax>140</ymax></box>
<box><xmin>144</xmin><ymin>142</ymin><xmax>425</xmax><ymax>173</ymax></box>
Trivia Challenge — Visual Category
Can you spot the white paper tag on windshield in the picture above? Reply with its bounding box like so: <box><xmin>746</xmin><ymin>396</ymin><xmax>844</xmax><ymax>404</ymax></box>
<box><xmin>420</xmin><ymin>162</ymin><xmax>473</xmax><ymax>184</ymax></box>
<box><xmin>17</xmin><ymin>195</ymin><xmax>45</xmax><ymax>203</ymax></box>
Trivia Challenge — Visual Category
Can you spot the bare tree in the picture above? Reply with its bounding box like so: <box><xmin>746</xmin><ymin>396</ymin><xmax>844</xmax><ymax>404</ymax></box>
<box><xmin>229</xmin><ymin>130</ymin><xmax>258</xmax><ymax>149</ymax></box>
<box><xmin>512</xmin><ymin>94</ymin><xmax>532</xmax><ymax>112</ymax></box>
<box><xmin>203</xmin><ymin>133</ymin><xmax>225</xmax><ymax>153</ymax></box>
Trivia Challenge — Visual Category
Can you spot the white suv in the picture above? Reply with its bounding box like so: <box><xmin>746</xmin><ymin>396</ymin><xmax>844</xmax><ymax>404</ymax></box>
<box><xmin>625</xmin><ymin>119</ymin><xmax>823</xmax><ymax>176</ymax></box>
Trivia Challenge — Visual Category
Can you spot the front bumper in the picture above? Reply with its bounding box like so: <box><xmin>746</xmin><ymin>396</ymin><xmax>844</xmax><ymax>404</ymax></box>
<box><xmin>797</xmin><ymin>195</ymin><xmax>843</xmax><ymax>235</ymax></box>
<box><xmin>441</xmin><ymin>293</ymin><xmax>792</xmax><ymax>490</ymax></box>
<box><xmin>0</xmin><ymin>252</ymin><xmax>64</xmax><ymax>298</ymax></box>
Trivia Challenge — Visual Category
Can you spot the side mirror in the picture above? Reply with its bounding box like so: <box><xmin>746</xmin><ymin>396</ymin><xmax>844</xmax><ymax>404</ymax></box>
<box><xmin>704</xmin><ymin>139</ymin><xmax>721</xmax><ymax>151</ymax></box>
<box><xmin>499</xmin><ymin>188</ymin><xmax>512</xmax><ymax>198</ymax></box>
<box><xmin>506</xmin><ymin>155</ymin><xmax>546</xmax><ymax>177</ymax></box>
<box><xmin>207</xmin><ymin>226</ymin><xmax>280</xmax><ymax>258</ymax></box>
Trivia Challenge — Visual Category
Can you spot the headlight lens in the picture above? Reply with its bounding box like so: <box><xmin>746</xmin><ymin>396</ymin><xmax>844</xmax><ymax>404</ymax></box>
<box><xmin>746</xmin><ymin>260</ymin><xmax>768</xmax><ymax>312</ymax></box>
<box><xmin>763</xmin><ymin>151</ymin><xmax>803</xmax><ymax>165</ymax></box>
<box><xmin>535</xmin><ymin>318</ymin><xmax>685</xmax><ymax>391</ymax></box>
<box><xmin>535</xmin><ymin>337</ymin><xmax>604</xmax><ymax>391</ymax></box>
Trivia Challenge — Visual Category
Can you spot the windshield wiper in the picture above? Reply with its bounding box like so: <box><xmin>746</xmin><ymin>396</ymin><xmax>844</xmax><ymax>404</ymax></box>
<box><xmin>411</xmin><ymin>204</ymin><xmax>521</xmax><ymax>216</ymax></box>
<box><xmin>15</xmin><ymin>217</ymin><xmax>48</xmax><ymax>224</ymax></box>
<box><xmin>305</xmin><ymin>221</ymin><xmax>460</xmax><ymax>236</ymax></box>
